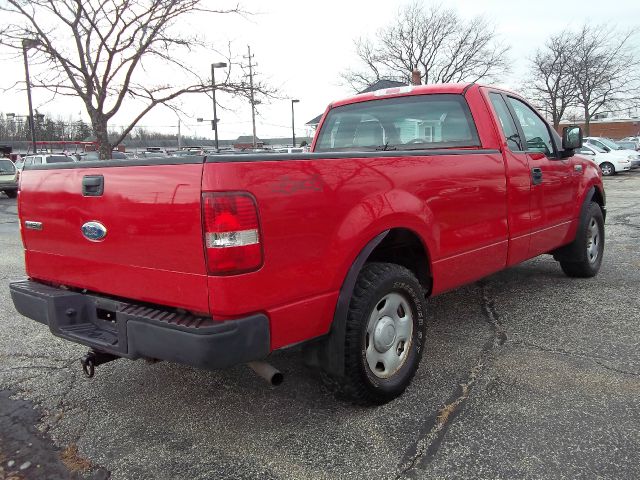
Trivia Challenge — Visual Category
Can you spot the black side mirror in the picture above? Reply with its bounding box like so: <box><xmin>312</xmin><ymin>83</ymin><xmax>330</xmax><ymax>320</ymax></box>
<box><xmin>562</xmin><ymin>126</ymin><xmax>582</xmax><ymax>150</ymax></box>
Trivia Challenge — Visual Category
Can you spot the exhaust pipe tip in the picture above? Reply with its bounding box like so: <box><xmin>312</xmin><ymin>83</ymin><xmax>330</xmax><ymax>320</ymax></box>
<box><xmin>271</xmin><ymin>371</ymin><xmax>284</xmax><ymax>386</ymax></box>
<box><xmin>247</xmin><ymin>361</ymin><xmax>284</xmax><ymax>386</ymax></box>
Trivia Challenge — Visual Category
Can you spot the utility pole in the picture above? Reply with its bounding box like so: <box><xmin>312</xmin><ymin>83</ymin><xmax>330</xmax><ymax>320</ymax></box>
<box><xmin>244</xmin><ymin>45</ymin><xmax>258</xmax><ymax>149</ymax></box>
<box><xmin>291</xmin><ymin>99</ymin><xmax>300</xmax><ymax>147</ymax></box>
<box><xmin>22</xmin><ymin>39</ymin><xmax>38</xmax><ymax>154</ymax></box>
<box><xmin>177</xmin><ymin>117</ymin><xmax>181</xmax><ymax>150</ymax></box>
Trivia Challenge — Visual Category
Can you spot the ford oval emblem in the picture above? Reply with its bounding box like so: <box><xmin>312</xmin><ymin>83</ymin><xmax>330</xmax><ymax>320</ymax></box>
<box><xmin>81</xmin><ymin>221</ymin><xmax>107</xmax><ymax>242</ymax></box>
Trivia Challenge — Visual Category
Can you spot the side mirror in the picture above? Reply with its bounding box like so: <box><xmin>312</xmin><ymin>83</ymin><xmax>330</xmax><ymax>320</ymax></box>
<box><xmin>562</xmin><ymin>126</ymin><xmax>582</xmax><ymax>150</ymax></box>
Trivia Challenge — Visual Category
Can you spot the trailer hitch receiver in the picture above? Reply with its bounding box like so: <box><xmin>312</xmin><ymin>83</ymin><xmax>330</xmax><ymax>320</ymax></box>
<box><xmin>80</xmin><ymin>349</ymin><xmax>119</xmax><ymax>378</ymax></box>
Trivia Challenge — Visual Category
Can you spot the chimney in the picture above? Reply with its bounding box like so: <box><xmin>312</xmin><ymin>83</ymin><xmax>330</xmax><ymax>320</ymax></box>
<box><xmin>411</xmin><ymin>69</ymin><xmax>421</xmax><ymax>85</ymax></box>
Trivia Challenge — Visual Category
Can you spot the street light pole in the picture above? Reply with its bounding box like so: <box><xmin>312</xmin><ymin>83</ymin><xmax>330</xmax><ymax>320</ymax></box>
<box><xmin>211</xmin><ymin>62</ymin><xmax>227</xmax><ymax>152</ymax></box>
<box><xmin>291</xmin><ymin>99</ymin><xmax>300</xmax><ymax>148</ymax></box>
<box><xmin>22</xmin><ymin>39</ymin><xmax>38</xmax><ymax>154</ymax></box>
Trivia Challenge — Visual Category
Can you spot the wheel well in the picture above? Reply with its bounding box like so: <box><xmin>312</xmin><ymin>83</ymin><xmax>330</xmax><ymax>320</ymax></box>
<box><xmin>591</xmin><ymin>187</ymin><xmax>604</xmax><ymax>208</ymax></box>
<box><xmin>365</xmin><ymin>228</ymin><xmax>431</xmax><ymax>293</ymax></box>
<box><xmin>590</xmin><ymin>186</ymin><xmax>606</xmax><ymax>220</ymax></box>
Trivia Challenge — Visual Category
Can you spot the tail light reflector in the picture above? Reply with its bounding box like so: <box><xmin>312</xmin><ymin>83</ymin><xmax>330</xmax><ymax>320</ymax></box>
<box><xmin>202</xmin><ymin>192</ymin><xmax>262</xmax><ymax>275</ymax></box>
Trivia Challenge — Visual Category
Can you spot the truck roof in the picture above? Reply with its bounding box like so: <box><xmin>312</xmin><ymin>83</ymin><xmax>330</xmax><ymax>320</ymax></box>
<box><xmin>331</xmin><ymin>82</ymin><xmax>475</xmax><ymax>108</ymax></box>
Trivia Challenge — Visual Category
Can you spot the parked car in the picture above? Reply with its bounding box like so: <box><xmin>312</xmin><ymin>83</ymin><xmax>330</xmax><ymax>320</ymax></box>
<box><xmin>273</xmin><ymin>147</ymin><xmax>305</xmax><ymax>154</ymax></box>
<box><xmin>575</xmin><ymin>144</ymin><xmax>631</xmax><ymax>175</ymax></box>
<box><xmin>81</xmin><ymin>151</ymin><xmax>128</xmax><ymax>161</ymax></box>
<box><xmin>172</xmin><ymin>150</ymin><xmax>203</xmax><ymax>157</ymax></box>
<box><xmin>0</xmin><ymin>158</ymin><xmax>18</xmax><ymax>198</ymax></box>
<box><xmin>137</xmin><ymin>151</ymin><xmax>170</xmax><ymax>159</ymax></box>
<box><xmin>11</xmin><ymin>83</ymin><xmax>605</xmax><ymax>405</ymax></box>
<box><xmin>616</xmin><ymin>140</ymin><xmax>638</xmax><ymax>151</ymax></box>
<box><xmin>584</xmin><ymin>136</ymin><xmax>640</xmax><ymax>169</ymax></box>
<box><xmin>15</xmin><ymin>154</ymin><xmax>75</xmax><ymax>170</ymax></box>
<box><xmin>619</xmin><ymin>137</ymin><xmax>640</xmax><ymax>151</ymax></box>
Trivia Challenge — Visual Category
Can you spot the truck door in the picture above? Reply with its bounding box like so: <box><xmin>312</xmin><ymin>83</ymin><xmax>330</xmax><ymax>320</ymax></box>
<box><xmin>486</xmin><ymin>91</ymin><xmax>533</xmax><ymax>266</ymax></box>
<box><xmin>505</xmin><ymin>96</ymin><xmax>577</xmax><ymax>257</ymax></box>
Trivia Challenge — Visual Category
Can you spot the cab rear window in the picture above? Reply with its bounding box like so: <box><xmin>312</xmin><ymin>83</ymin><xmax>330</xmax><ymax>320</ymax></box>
<box><xmin>315</xmin><ymin>94</ymin><xmax>480</xmax><ymax>152</ymax></box>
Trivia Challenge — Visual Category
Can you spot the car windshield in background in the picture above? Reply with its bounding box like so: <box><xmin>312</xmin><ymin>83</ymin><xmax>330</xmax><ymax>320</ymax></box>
<box><xmin>598</xmin><ymin>138</ymin><xmax>622</xmax><ymax>150</ymax></box>
<box><xmin>617</xmin><ymin>141</ymin><xmax>636</xmax><ymax>150</ymax></box>
<box><xmin>314</xmin><ymin>94</ymin><xmax>480</xmax><ymax>152</ymax></box>
<box><xmin>0</xmin><ymin>159</ymin><xmax>16</xmax><ymax>173</ymax></box>
<box><xmin>46</xmin><ymin>155</ymin><xmax>74</xmax><ymax>163</ymax></box>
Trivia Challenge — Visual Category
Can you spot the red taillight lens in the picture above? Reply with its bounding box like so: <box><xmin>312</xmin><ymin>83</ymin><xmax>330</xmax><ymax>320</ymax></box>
<box><xmin>202</xmin><ymin>192</ymin><xmax>262</xmax><ymax>275</ymax></box>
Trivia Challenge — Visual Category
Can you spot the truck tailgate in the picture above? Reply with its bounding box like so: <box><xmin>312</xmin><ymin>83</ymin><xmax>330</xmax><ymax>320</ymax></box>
<box><xmin>18</xmin><ymin>160</ymin><xmax>209</xmax><ymax>313</ymax></box>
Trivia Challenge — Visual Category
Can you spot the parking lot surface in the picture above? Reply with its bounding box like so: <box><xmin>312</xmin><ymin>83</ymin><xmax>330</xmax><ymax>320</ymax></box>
<box><xmin>0</xmin><ymin>173</ymin><xmax>639</xmax><ymax>479</ymax></box>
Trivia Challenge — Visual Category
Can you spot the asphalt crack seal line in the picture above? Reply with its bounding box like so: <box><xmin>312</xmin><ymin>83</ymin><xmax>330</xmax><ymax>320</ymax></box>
<box><xmin>396</xmin><ymin>282</ymin><xmax>505</xmax><ymax>478</ymax></box>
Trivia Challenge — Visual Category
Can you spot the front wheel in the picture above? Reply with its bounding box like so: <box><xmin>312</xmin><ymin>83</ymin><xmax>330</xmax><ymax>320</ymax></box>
<box><xmin>330</xmin><ymin>262</ymin><xmax>427</xmax><ymax>405</ymax></box>
<box><xmin>559</xmin><ymin>202</ymin><xmax>605</xmax><ymax>278</ymax></box>
<box><xmin>599</xmin><ymin>162</ymin><xmax>615</xmax><ymax>176</ymax></box>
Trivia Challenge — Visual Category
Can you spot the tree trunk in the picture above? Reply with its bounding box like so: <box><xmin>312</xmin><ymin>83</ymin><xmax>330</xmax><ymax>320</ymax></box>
<box><xmin>91</xmin><ymin>114</ymin><xmax>112</xmax><ymax>159</ymax></box>
<box><xmin>583</xmin><ymin>106</ymin><xmax>590</xmax><ymax>137</ymax></box>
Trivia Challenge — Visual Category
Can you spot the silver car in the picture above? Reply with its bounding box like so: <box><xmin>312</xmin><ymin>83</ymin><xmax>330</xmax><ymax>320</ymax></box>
<box><xmin>0</xmin><ymin>158</ymin><xmax>18</xmax><ymax>198</ymax></box>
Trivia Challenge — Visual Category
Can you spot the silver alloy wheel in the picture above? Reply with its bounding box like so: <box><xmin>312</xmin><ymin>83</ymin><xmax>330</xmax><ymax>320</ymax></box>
<box><xmin>365</xmin><ymin>292</ymin><xmax>413</xmax><ymax>379</ymax></box>
<box><xmin>586</xmin><ymin>217</ymin><xmax>600</xmax><ymax>264</ymax></box>
<box><xmin>600</xmin><ymin>163</ymin><xmax>613</xmax><ymax>176</ymax></box>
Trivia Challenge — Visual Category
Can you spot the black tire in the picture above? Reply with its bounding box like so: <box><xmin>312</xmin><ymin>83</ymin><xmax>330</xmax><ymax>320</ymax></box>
<box><xmin>600</xmin><ymin>162</ymin><xmax>615</xmax><ymax>176</ymax></box>
<box><xmin>329</xmin><ymin>262</ymin><xmax>427</xmax><ymax>405</ymax></box>
<box><xmin>4</xmin><ymin>190</ymin><xmax>17</xmax><ymax>199</ymax></box>
<box><xmin>559</xmin><ymin>202</ymin><xmax>605</xmax><ymax>278</ymax></box>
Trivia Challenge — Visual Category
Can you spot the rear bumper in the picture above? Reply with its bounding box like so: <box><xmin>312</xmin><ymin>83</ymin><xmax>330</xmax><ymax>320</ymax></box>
<box><xmin>10</xmin><ymin>280</ymin><xmax>270</xmax><ymax>370</ymax></box>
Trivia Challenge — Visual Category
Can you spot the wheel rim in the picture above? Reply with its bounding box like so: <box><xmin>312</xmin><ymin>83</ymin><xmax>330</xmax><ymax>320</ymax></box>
<box><xmin>586</xmin><ymin>218</ymin><xmax>600</xmax><ymax>264</ymax></box>
<box><xmin>601</xmin><ymin>164</ymin><xmax>613</xmax><ymax>175</ymax></box>
<box><xmin>365</xmin><ymin>292</ymin><xmax>413</xmax><ymax>379</ymax></box>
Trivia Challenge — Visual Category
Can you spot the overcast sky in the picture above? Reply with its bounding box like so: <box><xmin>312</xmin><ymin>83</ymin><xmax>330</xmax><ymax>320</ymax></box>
<box><xmin>1</xmin><ymin>0</ymin><xmax>639</xmax><ymax>142</ymax></box>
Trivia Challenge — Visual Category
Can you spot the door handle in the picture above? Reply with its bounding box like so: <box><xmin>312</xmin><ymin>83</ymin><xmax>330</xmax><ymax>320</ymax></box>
<box><xmin>82</xmin><ymin>175</ymin><xmax>104</xmax><ymax>196</ymax></box>
<box><xmin>531</xmin><ymin>167</ymin><xmax>543</xmax><ymax>185</ymax></box>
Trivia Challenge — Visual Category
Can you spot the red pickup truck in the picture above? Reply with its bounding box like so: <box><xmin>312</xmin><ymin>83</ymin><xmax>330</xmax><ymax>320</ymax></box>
<box><xmin>10</xmin><ymin>83</ymin><xmax>605</xmax><ymax>404</ymax></box>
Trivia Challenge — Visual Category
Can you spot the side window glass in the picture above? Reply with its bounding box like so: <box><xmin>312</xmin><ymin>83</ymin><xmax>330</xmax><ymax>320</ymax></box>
<box><xmin>507</xmin><ymin>97</ymin><xmax>554</xmax><ymax>156</ymax></box>
<box><xmin>489</xmin><ymin>93</ymin><xmax>522</xmax><ymax>151</ymax></box>
<box><xmin>33</xmin><ymin>157</ymin><xmax>42</xmax><ymax>165</ymax></box>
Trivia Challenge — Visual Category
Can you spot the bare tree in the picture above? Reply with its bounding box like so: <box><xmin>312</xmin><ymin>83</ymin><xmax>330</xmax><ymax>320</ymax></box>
<box><xmin>569</xmin><ymin>25</ymin><xmax>639</xmax><ymax>135</ymax></box>
<box><xmin>342</xmin><ymin>2</ymin><xmax>510</xmax><ymax>92</ymax></box>
<box><xmin>0</xmin><ymin>0</ymin><xmax>272</xmax><ymax>158</ymax></box>
<box><xmin>528</xmin><ymin>32</ymin><xmax>578</xmax><ymax>129</ymax></box>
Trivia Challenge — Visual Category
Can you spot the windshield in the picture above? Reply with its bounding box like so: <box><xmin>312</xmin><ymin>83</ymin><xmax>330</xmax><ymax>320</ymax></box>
<box><xmin>587</xmin><ymin>144</ymin><xmax>607</xmax><ymax>153</ymax></box>
<box><xmin>315</xmin><ymin>94</ymin><xmax>480</xmax><ymax>152</ymax></box>
<box><xmin>0</xmin><ymin>159</ymin><xmax>16</xmax><ymax>173</ymax></box>
<box><xmin>45</xmin><ymin>155</ymin><xmax>74</xmax><ymax>163</ymax></box>
<box><xmin>598</xmin><ymin>138</ymin><xmax>622</xmax><ymax>150</ymax></box>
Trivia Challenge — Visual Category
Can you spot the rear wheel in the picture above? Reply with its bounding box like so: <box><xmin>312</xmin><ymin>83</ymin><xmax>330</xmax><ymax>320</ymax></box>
<box><xmin>328</xmin><ymin>262</ymin><xmax>427</xmax><ymax>405</ymax></box>
<box><xmin>559</xmin><ymin>202</ymin><xmax>605</xmax><ymax>278</ymax></box>
<box><xmin>599</xmin><ymin>162</ymin><xmax>615</xmax><ymax>176</ymax></box>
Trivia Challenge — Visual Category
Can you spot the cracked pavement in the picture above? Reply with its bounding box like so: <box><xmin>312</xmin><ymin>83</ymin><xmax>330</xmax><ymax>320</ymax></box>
<box><xmin>1</xmin><ymin>173</ymin><xmax>639</xmax><ymax>479</ymax></box>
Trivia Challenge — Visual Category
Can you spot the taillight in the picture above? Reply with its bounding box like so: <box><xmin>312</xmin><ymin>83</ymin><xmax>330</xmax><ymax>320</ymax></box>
<box><xmin>202</xmin><ymin>192</ymin><xmax>263</xmax><ymax>275</ymax></box>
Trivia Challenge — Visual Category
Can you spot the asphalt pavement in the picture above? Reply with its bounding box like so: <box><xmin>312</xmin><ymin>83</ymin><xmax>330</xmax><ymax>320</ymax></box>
<box><xmin>0</xmin><ymin>173</ymin><xmax>638</xmax><ymax>480</ymax></box>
